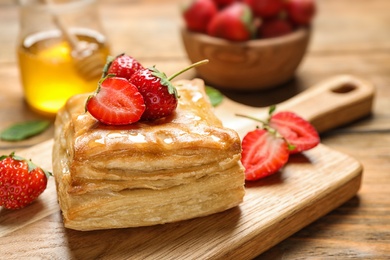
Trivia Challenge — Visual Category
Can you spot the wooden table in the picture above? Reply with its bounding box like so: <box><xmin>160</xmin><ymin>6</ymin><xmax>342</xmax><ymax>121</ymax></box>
<box><xmin>1</xmin><ymin>0</ymin><xmax>389</xmax><ymax>258</ymax></box>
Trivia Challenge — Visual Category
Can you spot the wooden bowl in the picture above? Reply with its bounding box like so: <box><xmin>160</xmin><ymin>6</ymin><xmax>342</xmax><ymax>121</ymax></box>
<box><xmin>180</xmin><ymin>27</ymin><xmax>311</xmax><ymax>91</ymax></box>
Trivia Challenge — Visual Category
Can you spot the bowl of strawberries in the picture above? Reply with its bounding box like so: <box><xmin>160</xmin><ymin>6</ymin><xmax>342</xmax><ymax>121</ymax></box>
<box><xmin>181</xmin><ymin>0</ymin><xmax>316</xmax><ymax>91</ymax></box>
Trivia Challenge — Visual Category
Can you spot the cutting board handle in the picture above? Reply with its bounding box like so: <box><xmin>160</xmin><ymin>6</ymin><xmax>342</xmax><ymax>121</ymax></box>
<box><xmin>277</xmin><ymin>75</ymin><xmax>375</xmax><ymax>133</ymax></box>
<box><xmin>216</xmin><ymin>75</ymin><xmax>375</xmax><ymax>136</ymax></box>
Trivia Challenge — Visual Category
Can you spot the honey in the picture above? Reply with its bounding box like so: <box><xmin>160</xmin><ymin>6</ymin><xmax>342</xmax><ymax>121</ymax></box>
<box><xmin>18</xmin><ymin>30</ymin><xmax>110</xmax><ymax>116</ymax></box>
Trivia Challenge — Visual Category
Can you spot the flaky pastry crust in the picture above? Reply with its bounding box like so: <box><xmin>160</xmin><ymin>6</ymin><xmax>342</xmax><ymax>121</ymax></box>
<box><xmin>52</xmin><ymin>78</ymin><xmax>245</xmax><ymax>231</ymax></box>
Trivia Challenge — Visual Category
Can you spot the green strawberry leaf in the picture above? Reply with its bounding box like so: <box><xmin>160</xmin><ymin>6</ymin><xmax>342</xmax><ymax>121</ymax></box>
<box><xmin>102</xmin><ymin>54</ymin><xmax>118</xmax><ymax>77</ymax></box>
<box><xmin>148</xmin><ymin>66</ymin><xmax>179</xmax><ymax>98</ymax></box>
<box><xmin>268</xmin><ymin>105</ymin><xmax>277</xmax><ymax>116</ymax></box>
<box><xmin>0</xmin><ymin>120</ymin><xmax>51</xmax><ymax>141</ymax></box>
<box><xmin>205</xmin><ymin>86</ymin><xmax>223</xmax><ymax>107</ymax></box>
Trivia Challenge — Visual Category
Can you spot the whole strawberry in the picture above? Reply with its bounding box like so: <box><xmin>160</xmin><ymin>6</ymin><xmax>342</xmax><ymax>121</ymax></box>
<box><xmin>130</xmin><ymin>67</ymin><xmax>179</xmax><ymax>121</ymax></box>
<box><xmin>207</xmin><ymin>2</ymin><xmax>256</xmax><ymax>42</ymax></box>
<box><xmin>183</xmin><ymin>0</ymin><xmax>218</xmax><ymax>33</ymax></box>
<box><xmin>0</xmin><ymin>153</ymin><xmax>51</xmax><ymax>209</ymax></box>
<box><xmin>259</xmin><ymin>17</ymin><xmax>294</xmax><ymax>38</ymax></box>
<box><xmin>285</xmin><ymin>0</ymin><xmax>316</xmax><ymax>26</ymax></box>
<box><xmin>105</xmin><ymin>53</ymin><xmax>144</xmax><ymax>80</ymax></box>
<box><xmin>129</xmin><ymin>60</ymin><xmax>209</xmax><ymax>121</ymax></box>
<box><xmin>244</xmin><ymin>0</ymin><xmax>285</xmax><ymax>19</ymax></box>
<box><xmin>212</xmin><ymin>0</ymin><xmax>236</xmax><ymax>8</ymax></box>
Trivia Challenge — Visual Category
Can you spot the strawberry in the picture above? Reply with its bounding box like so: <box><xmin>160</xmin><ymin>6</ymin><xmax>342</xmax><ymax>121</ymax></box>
<box><xmin>207</xmin><ymin>2</ymin><xmax>256</xmax><ymax>41</ymax></box>
<box><xmin>241</xmin><ymin>128</ymin><xmax>290</xmax><ymax>181</ymax></box>
<box><xmin>269</xmin><ymin>111</ymin><xmax>320</xmax><ymax>154</ymax></box>
<box><xmin>129</xmin><ymin>67</ymin><xmax>179</xmax><ymax>121</ymax></box>
<box><xmin>212</xmin><ymin>0</ymin><xmax>236</xmax><ymax>8</ymax></box>
<box><xmin>0</xmin><ymin>152</ymin><xmax>51</xmax><ymax>209</ymax></box>
<box><xmin>259</xmin><ymin>17</ymin><xmax>293</xmax><ymax>38</ymax></box>
<box><xmin>244</xmin><ymin>0</ymin><xmax>285</xmax><ymax>19</ymax></box>
<box><xmin>105</xmin><ymin>53</ymin><xmax>144</xmax><ymax>80</ymax></box>
<box><xmin>237</xmin><ymin>106</ymin><xmax>320</xmax><ymax>180</ymax></box>
<box><xmin>129</xmin><ymin>60</ymin><xmax>209</xmax><ymax>121</ymax></box>
<box><xmin>183</xmin><ymin>0</ymin><xmax>218</xmax><ymax>33</ymax></box>
<box><xmin>285</xmin><ymin>0</ymin><xmax>316</xmax><ymax>26</ymax></box>
<box><xmin>86</xmin><ymin>76</ymin><xmax>146</xmax><ymax>125</ymax></box>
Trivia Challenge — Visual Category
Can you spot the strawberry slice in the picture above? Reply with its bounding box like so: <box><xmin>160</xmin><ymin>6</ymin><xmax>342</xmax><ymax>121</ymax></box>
<box><xmin>241</xmin><ymin>128</ymin><xmax>290</xmax><ymax>181</ymax></box>
<box><xmin>86</xmin><ymin>77</ymin><xmax>146</xmax><ymax>125</ymax></box>
<box><xmin>270</xmin><ymin>111</ymin><xmax>320</xmax><ymax>154</ymax></box>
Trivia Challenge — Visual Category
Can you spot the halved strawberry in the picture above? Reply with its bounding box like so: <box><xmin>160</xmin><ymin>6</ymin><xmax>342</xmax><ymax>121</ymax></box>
<box><xmin>241</xmin><ymin>128</ymin><xmax>290</xmax><ymax>181</ymax></box>
<box><xmin>105</xmin><ymin>53</ymin><xmax>144</xmax><ymax>80</ymax></box>
<box><xmin>270</xmin><ymin>111</ymin><xmax>320</xmax><ymax>154</ymax></box>
<box><xmin>85</xmin><ymin>77</ymin><xmax>146</xmax><ymax>125</ymax></box>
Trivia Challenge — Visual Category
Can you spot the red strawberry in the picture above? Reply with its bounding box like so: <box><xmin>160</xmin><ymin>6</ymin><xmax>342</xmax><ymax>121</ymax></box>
<box><xmin>0</xmin><ymin>153</ymin><xmax>51</xmax><ymax>209</ymax></box>
<box><xmin>269</xmin><ymin>111</ymin><xmax>320</xmax><ymax>154</ymax></box>
<box><xmin>238</xmin><ymin>106</ymin><xmax>320</xmax><ymax>180</ymax></box>
<box><xmin>244</xmin><ymin>0</ymin><xmax>285</xmax><ymax>19</ymax></box>
<box><xmin>212</xmin><ymin>0</ymin><xmax>236</xmax><ymax>8</ymax></box>
<box><xmin>183</xmin><ymin>0</ymin><xmax>218</xmax><ymax>33</ymax></box>
<box><xmin>129</xmin><ymin>67</ymin><xmax>178</xmax><ymax>121</ymax></box>
<box><xmin>207</xmin><ymin>2</ymin><xmax>256</xmax><ymax>41</ymax></box>
<box><xmin>285</xmin><ymin>0</ymin><xmax>316</xmax><ymax>26</ymax></box>
<box><xmin>129</xmin><ymin>60</ymin><xmax>209</xmax><ymax>121</ymax></box>
<box><xmin>105</xmin><ymin>53</ymin><xmax>144</xmax><ymax>80</ymax></box>
<box><xmin>259</xmin><ymin>17</ymin><xmax>293</xmax><ymax>38</ymax></box>
<box><xmin>241</xmin><ymin>128</ymin><xmax>290</xmax><ymax>181</ymax></box>
<box><xmin>86</xmin><ymin>77</ymin><xmax>146</xmax><ymax>125</ymax></box>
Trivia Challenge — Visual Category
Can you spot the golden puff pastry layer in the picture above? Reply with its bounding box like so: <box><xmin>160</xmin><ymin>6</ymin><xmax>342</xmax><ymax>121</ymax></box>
<box><xmin>52</xmin><ymin>78</ymin><xmax>245</xmax><ymax>231</ymax></box>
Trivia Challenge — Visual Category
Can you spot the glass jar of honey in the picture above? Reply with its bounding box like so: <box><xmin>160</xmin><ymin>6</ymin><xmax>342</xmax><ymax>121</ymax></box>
<box><xmin>17</xmin><ymin>0</ymin><xmax>110</xmax><ymax>116</ymax></box>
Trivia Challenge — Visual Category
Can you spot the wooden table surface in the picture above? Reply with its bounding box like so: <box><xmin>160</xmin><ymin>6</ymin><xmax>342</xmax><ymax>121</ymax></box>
<box><xmin>1</xmin><ymin>0</ymin><xmax>389</xmax><ymax>259</ymax></box>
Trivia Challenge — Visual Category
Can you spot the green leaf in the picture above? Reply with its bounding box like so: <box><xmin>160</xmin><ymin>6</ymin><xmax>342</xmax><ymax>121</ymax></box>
<box><xmin>268</xmin><ymin>105</ymin><xmax>276</xmax><ymax>116</ymax></box>
<box><xmin>102</xmin><ymin>54</ymin><xmax>117</xmax><ymax>77</ymax></box>
<box><xmin>0</xmin><ymin>120</ymin><xmax>51</xmax><ymax>141</ymax></box>
<box><xmin>205</xmin><ymin>86</ymin><xmax>223</xmax><ymax>107</ymax></box>
<box><xmin>148</xmin><ymin>66</ymin><xmax>179</xmax><ymax>98</ymax></box>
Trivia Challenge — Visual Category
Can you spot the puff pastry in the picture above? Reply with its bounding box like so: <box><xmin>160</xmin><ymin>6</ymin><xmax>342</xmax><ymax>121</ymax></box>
<box><xmin>52</xmin><ymin>78</ymin><xmax>245</xmax><ymax>231</ymax></box>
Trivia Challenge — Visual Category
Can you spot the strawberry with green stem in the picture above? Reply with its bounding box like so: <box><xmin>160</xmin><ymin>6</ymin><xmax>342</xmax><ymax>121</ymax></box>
<box><xmin>0</xmin><ymin>152</ymin><xmax>51</xmax><ymax>209</ymax></box>
<box><xmin>130</xmin><ymin>59</ymin><xmax>209</xmax><ymax>121</ymax></box>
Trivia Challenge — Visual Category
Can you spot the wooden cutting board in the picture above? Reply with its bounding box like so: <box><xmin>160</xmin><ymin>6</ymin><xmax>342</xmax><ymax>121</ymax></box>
<box><xmin>0</xmin><ymin>75</ymin><xmax>374</xmax><ymax>259</ymax></box>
